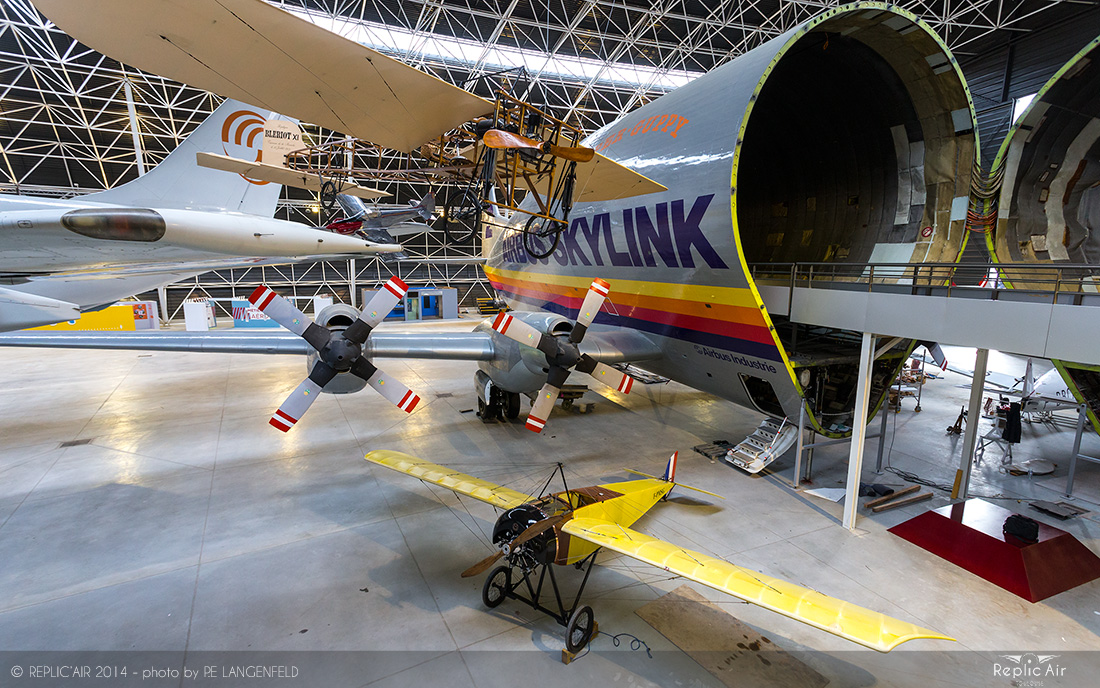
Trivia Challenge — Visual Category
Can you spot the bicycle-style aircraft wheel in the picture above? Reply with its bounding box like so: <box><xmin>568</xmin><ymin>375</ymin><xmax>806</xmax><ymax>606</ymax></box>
<box><xmin>523</xmin><ymin>214</ymin><xmax>561</xmax><ymax>259</ymax></box>
<box><xmin>482</xmin><ymin>566</ymin><xmax>511</xmax><ymax>608</ymax></box>
<box><xmin>444</xmin><ymin>186</ymin><xmax>482</xmax><ymax>245</ymax></box>
<box><xmin>565</xmin><ymin>604</ymin><xmax>595</xmax><ymax>653</ymax></box>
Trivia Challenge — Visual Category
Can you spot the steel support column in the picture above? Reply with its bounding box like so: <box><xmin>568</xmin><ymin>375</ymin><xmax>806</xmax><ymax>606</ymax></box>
<box><xmin>842</xmin><ymin>331</ymin><xmax>875</xmax><ymax>531</ymax></box>
<box><xmin>953</xmin><ymin>348</ymin><xmax>989</xmax><ymax>500</ymax></box>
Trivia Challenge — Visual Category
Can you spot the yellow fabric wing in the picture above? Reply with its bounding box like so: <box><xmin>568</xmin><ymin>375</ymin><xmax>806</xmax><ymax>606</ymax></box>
<box><xmin>561</xmin><ymin>517</ymin><xmax>953</xmax><ymax>652</ymax></box>
<box><xmin>366</xmin><ymin>450</ymin><xmax>532</xmax><ymax>511</ymax></box>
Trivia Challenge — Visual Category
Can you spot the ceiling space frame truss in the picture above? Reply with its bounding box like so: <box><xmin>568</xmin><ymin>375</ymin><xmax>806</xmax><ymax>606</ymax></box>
<box><xmin>0</xmin><ymin>0</ymin><xmax>1085</xmax><ymax>303</ymax></box>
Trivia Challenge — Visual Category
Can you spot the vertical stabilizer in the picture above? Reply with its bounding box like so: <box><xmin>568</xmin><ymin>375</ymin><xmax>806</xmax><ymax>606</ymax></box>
<box><xmin>83</xmin><ymin>99</ymin><xmax>293</xmax><ymax>217</ymax></box>
<box><xmin>661</xmin><ymin>451</ymin><xmax>678</xmax><ymax>482</ymax></box>
<box><xmin>1023</xmin><ymin>358</ymin><xmax>1035</xmax><ymax>398</ymax></box>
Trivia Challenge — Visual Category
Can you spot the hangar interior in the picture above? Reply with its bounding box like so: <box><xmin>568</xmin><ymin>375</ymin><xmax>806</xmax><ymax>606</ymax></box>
<box><xmin>2</xmin><ymin>1</ymin><xmax>1100</xmax><ymax>686</ymax></box>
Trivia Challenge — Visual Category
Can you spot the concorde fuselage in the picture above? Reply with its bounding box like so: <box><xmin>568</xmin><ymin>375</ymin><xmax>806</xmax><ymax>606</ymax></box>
<box><xmin>0</xmin><ymin>194</ymin><xmax>389</xmax><ymax>275</ymax></box>
<box><xmin>483</xmin><ymin>3</ymin><xmax>979</xmax><ymax>434</ymax></box>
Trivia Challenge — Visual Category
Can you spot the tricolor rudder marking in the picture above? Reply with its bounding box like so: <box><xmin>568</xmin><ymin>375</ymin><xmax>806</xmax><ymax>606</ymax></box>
<box><xmin>662</xmin><ymin>451</ymin><xmax>678</xmax><ymax>482</ymax></box>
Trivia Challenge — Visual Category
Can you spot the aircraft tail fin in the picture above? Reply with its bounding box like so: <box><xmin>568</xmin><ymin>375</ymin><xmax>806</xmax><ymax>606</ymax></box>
<box><xmin>919</xmin><ymin>341</ymin><xmax>948</xmax><ymax>370</ymax></box>
<box><xmin>415</xmin><ymin>192</ymin><xmax>436</xmax><ymax>221</ymax></box>
<box><xmin>1023</xmin><ymin>358</ymin><xmax>1035</xmax><ymax>398</ymax></box>
<box><xmin>82</xmin><ymin>99</ymin><xmax>290</xmax><ymax>217</ymax></box>
<box><xmin>622</xmin><ymin>452</ymin><xmax>724</xmax><ymax>499</ymax></box>
<box><xmin>662</xmin><ymin>451</ymin><xmax>678</xmax><ymax>482</ymax></box>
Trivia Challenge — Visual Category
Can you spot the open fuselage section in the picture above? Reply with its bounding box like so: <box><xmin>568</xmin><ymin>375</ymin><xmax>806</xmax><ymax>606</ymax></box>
<box><xmin>484</xmin><ymin>4</ymin><xmax>978</xmax><ymax>435</ymax></box>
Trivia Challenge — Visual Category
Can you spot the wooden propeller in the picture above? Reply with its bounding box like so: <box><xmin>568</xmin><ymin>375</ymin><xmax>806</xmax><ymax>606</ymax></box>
<box><xmin>482</xmin><ymin>129</ymin><xmax>595</xmax><ymax>163</ymax></box>
<box><xmin>460</xmin><ymin>514</ymin><xmax>566</xmax><ymax>578</ymax></box>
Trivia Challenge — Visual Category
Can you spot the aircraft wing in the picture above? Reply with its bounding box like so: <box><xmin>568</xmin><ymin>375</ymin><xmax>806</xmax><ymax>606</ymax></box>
<box><xmin>36</xmin><ymin>0</ymin><xmax>491</xmax><ymax>153</ymax></box>
<box><xmin>35</xmin><ymin>0</ymin><xmax>666</xmax><ymax>201</ymax></box>
<box><xmin>561</xmin><ymin>516</ymin><xmax>954</xmax><ymax>652</ymax></box>
<box><xmin>196</xmin><ymin>153</ymin><xmax>390</xmax><ymax>200</ymax></box>
<box><xmin>366</xmin><ymin>450</ymin><xmax>533</xmax><ymax>510</ymax></box>
<box><xmin>0</xmin><ymin>330</ymin><xmax>496</xmax><ymax>359</ymax></box>
<box><xmin>0</xmin><ymin>325</ymin><xmax>660</xmax><ymax>363</ymax></box>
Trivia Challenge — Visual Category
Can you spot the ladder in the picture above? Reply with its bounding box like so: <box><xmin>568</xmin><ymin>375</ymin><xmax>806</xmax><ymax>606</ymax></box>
<box><xmin>725</xmin><ymin>417</ymin><xmax>799</xmax><ymax>474</ymax></box>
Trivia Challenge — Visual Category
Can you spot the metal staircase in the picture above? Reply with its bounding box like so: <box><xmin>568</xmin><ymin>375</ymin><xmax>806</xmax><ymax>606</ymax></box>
<box><xmin>725</xmin><ymin>417</ymin><xmax>799</xmax><ymax>474</ymax></box>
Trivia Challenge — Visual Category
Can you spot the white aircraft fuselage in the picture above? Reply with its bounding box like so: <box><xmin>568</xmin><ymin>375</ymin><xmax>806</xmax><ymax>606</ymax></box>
<box><xmin>0</xmin><ymin>194</ymin><xmax>380</xmax><ymax>274</ymax></box>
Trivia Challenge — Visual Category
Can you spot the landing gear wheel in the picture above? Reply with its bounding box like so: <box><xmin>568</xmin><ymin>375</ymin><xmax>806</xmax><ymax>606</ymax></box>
<box><xmin>565</xmin><ymin>604</ymin><xmax>594</xmax><ymax>653</ymax></box>
<box><xmin>319</xmin><ymin>179</ymin><xmax>341</xmax><ymax>213</ymax></box>
<box><xmin>482</xmin><ymin>565</ymin><xmax>510</xmax><ymax>608</ymax></box>
<box><xmin>523</xmin><ymin>214</ymin><xmax>561</xmax><ymax>259</ymax></box>
<box><xmin>504</xmin><ymin>391</ymin><xmax>521</xmax><ymax>420</ymax></box>
<box><xmin>444</xmin><ymin>187</ymin><xmax>482</xmax><ymax>245</ymax></box>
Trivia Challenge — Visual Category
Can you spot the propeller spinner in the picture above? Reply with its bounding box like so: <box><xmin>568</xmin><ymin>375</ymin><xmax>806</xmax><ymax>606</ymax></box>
<box><xmin>248</xmin><ymin>277</ymin><xmax>421</xmax><ymax>431</ymax></box>
<box><xmin>491</xmin><ymin>278</ymin><xmax>635</xmax><ymax>433</ymax></box>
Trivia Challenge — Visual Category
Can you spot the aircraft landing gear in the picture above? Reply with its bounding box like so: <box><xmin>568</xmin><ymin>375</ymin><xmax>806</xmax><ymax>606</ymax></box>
<box><xmin>478</xmin><ymin>552</ymin><xmax>599</xmax><ymax>661</ymax></box>
<box><xmin>475</xmin><ymin>373</ymin><xmax>521</xmax><ymax>422</ymax></box>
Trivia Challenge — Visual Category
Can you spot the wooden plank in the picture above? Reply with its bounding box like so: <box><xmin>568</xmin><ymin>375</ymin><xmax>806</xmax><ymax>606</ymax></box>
<box><xmin>871</xmin><ymin>491</ymin><xmax>933</xmax><ymax>512</ymax></box>
<box><xmin>635</xmin><ymin>585</ymin><xmax>828</xmax><ymax>688</ymax></box>
<box><xmin>864</xmin><ymin>484</ymin><xmax>920</xmax><ymax>508</ymax></box>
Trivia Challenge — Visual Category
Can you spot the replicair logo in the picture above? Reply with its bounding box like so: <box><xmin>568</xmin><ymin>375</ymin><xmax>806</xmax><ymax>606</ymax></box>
<box><xmin>994</xmin><ymin>654</ymin><xmax>1066</xmax><ymax>686</ymax></box>
<box><xmin>221</xmin><ymin>109</ymin><xmax>269</xmax><ymax>186</ymax></box>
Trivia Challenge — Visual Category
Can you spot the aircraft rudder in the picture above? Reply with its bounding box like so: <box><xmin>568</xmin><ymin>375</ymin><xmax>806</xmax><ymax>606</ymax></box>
<box><xmin>661</xmin><ymin>451</ymin><xmax>678</xmax><ymax>482</ymax></box>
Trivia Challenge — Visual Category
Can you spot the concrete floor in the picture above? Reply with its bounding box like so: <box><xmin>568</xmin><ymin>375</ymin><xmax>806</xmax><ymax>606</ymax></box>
<box><xmin>1</xmin><ymin>320</ymin><xmax>1099</xmax><ymax>687</ymax></box>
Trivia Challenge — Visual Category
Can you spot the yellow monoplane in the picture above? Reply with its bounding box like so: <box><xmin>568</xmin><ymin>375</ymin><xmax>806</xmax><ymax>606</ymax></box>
<box><xmin>366</xmin><ymin>450</ymin><xmax>953</xmax><ymax>656</ymax></box>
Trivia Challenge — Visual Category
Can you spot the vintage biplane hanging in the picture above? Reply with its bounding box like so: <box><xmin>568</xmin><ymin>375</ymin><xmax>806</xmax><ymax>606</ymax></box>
<box><xmin>35</xmin><ymin>0</ymin><xmax>666</xmax><ymax>255</ymax></box>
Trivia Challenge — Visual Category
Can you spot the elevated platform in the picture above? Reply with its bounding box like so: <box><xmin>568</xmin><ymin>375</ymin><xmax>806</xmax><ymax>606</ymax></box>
<box><xmin>888</xmin><ymin>499</ymin><xmax>1100</xmax><ymax>602</ymax></box>
<box><xmin>754</xmin><ymin>262</ymin><xmax>1100</xmax><ymax>365</ymax></box>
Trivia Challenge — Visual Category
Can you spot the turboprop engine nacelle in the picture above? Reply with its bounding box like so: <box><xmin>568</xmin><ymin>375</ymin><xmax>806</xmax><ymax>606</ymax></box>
<box><xmin>306</xmin><ymin>303</ymin><xmax>368</xmax><ymax>394</ymax></box>
<box><xmin>474</xmin><ymin>311</ymin><xmax>575</xmax><ymax>393</ymax></box>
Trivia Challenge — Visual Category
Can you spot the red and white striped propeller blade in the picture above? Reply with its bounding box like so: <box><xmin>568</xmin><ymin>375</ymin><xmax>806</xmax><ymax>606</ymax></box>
<box><xmin>571</xmin><ymin>278</ymin><xmax>610</xmax><ymax>339</ymax></box>
<box><xmin>269</xmin><ymin>362</ymin><xmax>337</xmax><ymax>432</ymax></box>
<box><xmin>249</xmin><ymin>285</ymin><xmax>312</xmax><ymax>336</ymax></box>
<box><xmin>365</xmin><ymin>368</ymin><xmax>421</xmax><ymax>413</ymax></box>
<box><xmin>577</xmin><ymin>358</ymin><xmax>634</xmax><ymax>394</ymax></box>
<box><xmin>526</xmin><ymin>382</ymin><xmax>560</xmax><ymax>433</ymax></box>
<box><xmin>359</xmin><ymin>276</ymin><xmax>409</xmax><ymax>330</ymax></box>
<box><xmin>491</xmin><ymin>311</ymin><xmax>546</xmax><ymax>348</ymax></box>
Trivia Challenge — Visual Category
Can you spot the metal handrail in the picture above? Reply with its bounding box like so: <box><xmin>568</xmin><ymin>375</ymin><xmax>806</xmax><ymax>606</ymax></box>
<box><xmin>749</xmin><ymin>262</ymin><xmax>1100</xmax><ymax>306</ymax></box>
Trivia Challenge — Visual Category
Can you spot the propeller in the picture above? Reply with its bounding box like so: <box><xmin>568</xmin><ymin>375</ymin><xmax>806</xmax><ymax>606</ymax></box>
<box><xmin>248</xmin><ymin>278</ymin><xmax>421</xmax><ymax>431</ymax></box>
<box><xmin>491</xmin><ymin>278</ymin><xmax>635</xmax><ymax>433</ymax></box>
<box><xmin>482</xmin><ymin>129</ymin><xmax>595</xmax><ymax>163</ymax></box>
<box><xmin>460</xmin><ymin>514</ymin><xmax>565</xmax><ymax>578</ymax></box>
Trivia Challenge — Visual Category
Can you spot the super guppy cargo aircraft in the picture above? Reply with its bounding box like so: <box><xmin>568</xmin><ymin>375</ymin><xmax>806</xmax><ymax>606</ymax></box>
<box><xmin>17</xmin><ymin>0</ymin><xmax>1097</xmax><ymax>441</ymax></box>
